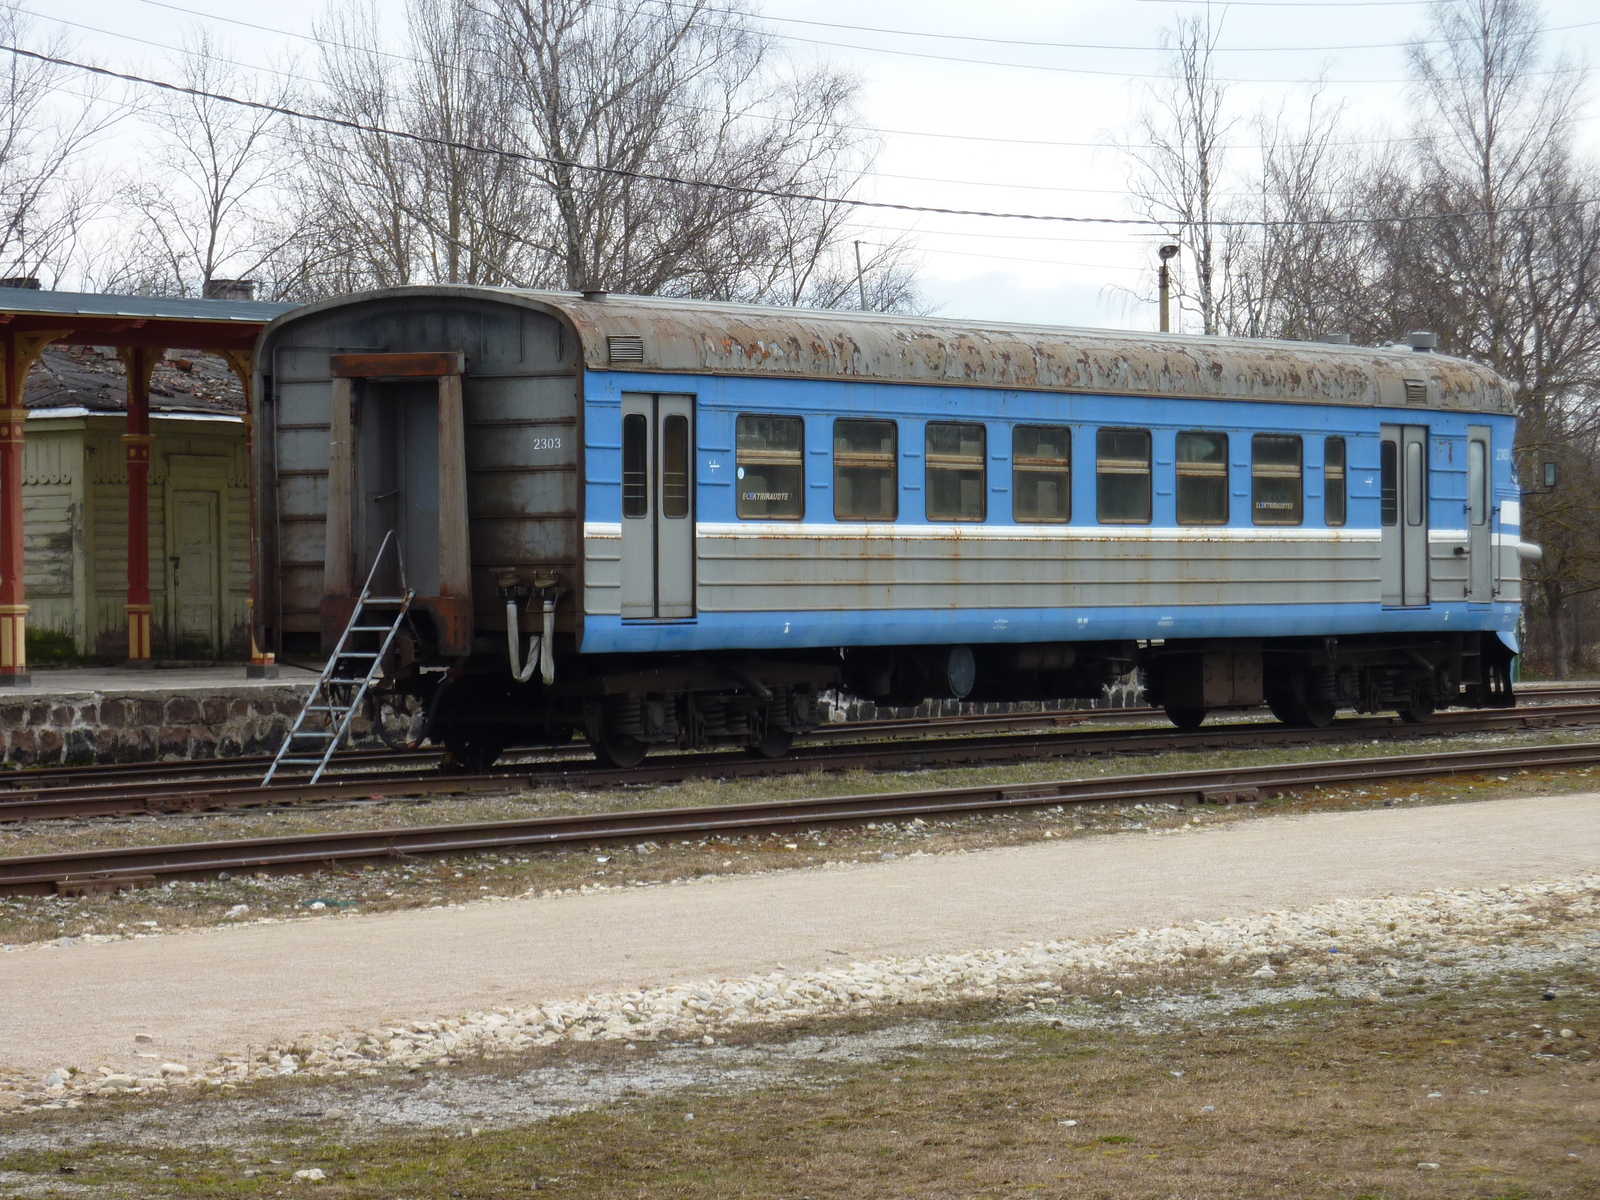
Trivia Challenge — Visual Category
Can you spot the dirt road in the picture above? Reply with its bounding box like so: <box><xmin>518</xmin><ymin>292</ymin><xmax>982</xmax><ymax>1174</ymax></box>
<box><xmin>5</xmin><ymin>792</ymin><xmax>1597</xmax><ymax>1077</ymax></box>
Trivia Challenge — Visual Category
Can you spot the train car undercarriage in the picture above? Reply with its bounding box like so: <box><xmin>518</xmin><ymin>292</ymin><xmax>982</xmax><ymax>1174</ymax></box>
<box><xmin>364</xmin><ymin>629</ymin><xmax>1516</xmax><ymax>771</ymax></box>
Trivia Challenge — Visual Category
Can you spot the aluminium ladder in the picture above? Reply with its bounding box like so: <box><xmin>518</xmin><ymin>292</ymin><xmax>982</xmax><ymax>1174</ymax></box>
<box><xmin>262</xmin><ymin>531</ymin><xmax>414</xmax><ymax>786</ymax></box>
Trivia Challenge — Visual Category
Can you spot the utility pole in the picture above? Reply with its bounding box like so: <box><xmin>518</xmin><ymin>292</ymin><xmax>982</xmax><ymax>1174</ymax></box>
<box><xmin>1158</xmin><ymin>244</ymin><xmax>1179</xmax><ymax>333</ymax></box>
<box><xmin>854</xmin><ymin>240</ymin><xmax>869</xmax><ymax>311</ymax></box>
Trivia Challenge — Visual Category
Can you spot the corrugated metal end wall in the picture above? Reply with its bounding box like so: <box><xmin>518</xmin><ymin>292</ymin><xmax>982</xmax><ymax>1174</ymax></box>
<box><xmin>259</xmin><ymin>296</ymin><xmax>580</xmax><ymax>652</ymax></box>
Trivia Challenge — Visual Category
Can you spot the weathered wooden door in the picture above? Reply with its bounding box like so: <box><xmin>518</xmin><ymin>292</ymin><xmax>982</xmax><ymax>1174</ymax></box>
<box><xmin>356</xmin><ymin>380</ymin><xmax>441</xmax><ymax>598</ymax></box>
<box><xmin>170</xmin><ymin>490</ymin><xmax>220</xmax><ymax>657</ymax></box>
<box><xmin>620</xmin><ymin>392</ymin><xmax>696</xmax><ymax>620</ymax></box>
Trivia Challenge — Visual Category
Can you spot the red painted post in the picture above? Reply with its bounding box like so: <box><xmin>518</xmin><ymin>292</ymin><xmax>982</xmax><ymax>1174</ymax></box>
<box><xmin>117</xmin><ymin>347</ymin><xmax>162</xmax><ymax>667</ymax></box>
<box><xmin>0</xmin><ymin>329</ymin><xmax>69</xmax><ymax>684</ymax></box>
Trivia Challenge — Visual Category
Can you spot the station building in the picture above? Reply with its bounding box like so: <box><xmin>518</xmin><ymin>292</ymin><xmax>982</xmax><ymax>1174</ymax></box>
<box><xmin>0</xmin><ymin>284</ymin><xmax>297</xmax><ymax>680</ymax></box>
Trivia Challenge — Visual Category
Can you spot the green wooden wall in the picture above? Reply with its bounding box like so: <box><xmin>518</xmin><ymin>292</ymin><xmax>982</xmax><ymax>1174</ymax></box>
<box><xmin>22</xmin><ymin>413</ymin><xmax>251</xmax><ymax>661</ymax></box>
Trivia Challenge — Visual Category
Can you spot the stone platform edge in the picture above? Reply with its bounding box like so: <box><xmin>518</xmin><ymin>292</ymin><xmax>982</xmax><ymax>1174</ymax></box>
<box><xmin>0</xmin><ymin>684</ymin><xmax>313</xmax><ymax>767</ymax></box>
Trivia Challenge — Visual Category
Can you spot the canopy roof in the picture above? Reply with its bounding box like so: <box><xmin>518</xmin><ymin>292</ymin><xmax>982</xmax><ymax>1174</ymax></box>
<box><xmin>0</xmin><ymin>285</ymin><xmax>298</xmax><ymax>352</ymax></box>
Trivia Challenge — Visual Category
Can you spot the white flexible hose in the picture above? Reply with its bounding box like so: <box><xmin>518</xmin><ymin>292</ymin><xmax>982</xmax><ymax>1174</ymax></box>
<box><xmin>506</xmin><ymin>599</ymin><xmax>539</xmax><ymax>683</ymax></box>
<box><xmin>506</xmin><ymin>594</ymin><xmax>559</xmax><ymax>685</ymax></box>
<box><xmin>540</xmin><ymin>593</ymin><xmax>556</xmax><ymax>685</ymax></box>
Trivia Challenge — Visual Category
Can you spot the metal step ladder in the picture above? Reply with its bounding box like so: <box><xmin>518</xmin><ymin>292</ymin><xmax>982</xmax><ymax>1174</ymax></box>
<box><xmin>263</xmin><ymin>531</ymin><xmax>413</xmax><ymax>786</ymax></box>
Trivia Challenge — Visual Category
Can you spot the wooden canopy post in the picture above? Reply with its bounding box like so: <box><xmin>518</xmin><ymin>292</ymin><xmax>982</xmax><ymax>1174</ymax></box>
<box><xmin>0</xmin><ymin>328</ymin><xmax>69</xmax><ymax>685</ymax></box>
<box><xmin>117</xmin><ymin>346</ymin><xmax>163</xmax><ymax>667</ymax></box>
<box><xmin>220</xmin><ymin>349</ymin><xmax>277</xmax><ymax>678</ymax></box>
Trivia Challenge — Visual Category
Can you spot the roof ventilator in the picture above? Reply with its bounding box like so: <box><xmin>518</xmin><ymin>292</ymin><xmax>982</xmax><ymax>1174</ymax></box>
<box><xmin>1404</xmin><ymin>379</ymin><xmax>1429</xmax><ymax>404</ymax></box>
<box><xmin>607</xmin><ymin>334</ymin><xmax>645</xmax><ymax>363</ymax></box>
<box><xmin>1406</xmin><ymin>330</ymin><xmax>1437</xmax><ymax>352</ymax></box>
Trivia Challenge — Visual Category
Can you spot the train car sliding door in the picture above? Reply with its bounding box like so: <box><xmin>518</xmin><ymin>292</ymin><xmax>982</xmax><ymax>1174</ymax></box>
<box><xmin>1380</xmin><ymin>424</ymin><xmax>1429</xmax><ymax>606</ymax></box>
<box><xmin>1467</xmin><ymin>425</ymin><xmax>1493</xmax><ymax>602</ymax></box>
<box><xmin>620</xmin><ymin>393</ymin><xmax>696</xmax><ymax>620</ymax></box>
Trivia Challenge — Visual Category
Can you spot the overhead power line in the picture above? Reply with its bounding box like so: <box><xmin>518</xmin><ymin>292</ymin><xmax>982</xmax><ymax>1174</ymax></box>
<box><xmin>550</xmin><ymin>0</ymin><xmax>1600</xmax><ymax>54</ymax></box>
<box><xmin>9</xmin><ymin>43</ymin><xmax>1599</xmax><ymax>233</ymax></box>
<box><xmin>85</xmin><ymin>0</ymin><xmax>1596</xmax><ymax>154</ymax></box>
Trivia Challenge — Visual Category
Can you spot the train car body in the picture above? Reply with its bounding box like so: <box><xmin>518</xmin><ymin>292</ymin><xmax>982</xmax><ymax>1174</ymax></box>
<box><xmin>254</xmin><ymin>288</ymin><xmax>1532</xmax><ymax>766</ymax></box>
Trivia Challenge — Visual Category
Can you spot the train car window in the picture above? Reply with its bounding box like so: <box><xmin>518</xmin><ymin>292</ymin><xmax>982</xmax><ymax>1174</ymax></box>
<box><xmin>1176</xmin><ymin>431</ymin><xmax>1228</xmax><ymax>524</ymax></box>
<box><xmin>925</xmin><ymin>422</ymin><xmax>986</xmax><ymax>521</ymax></box>
<box><xmin>622</xmin><ymin>412</ymin><xmax>649</xmax><ymax>518</ymax></box>
<box><xmin>1405</xmin><ymin>439</ymin><xmax>1425</xmax><ymax>526</ymax></box>
<box><xmin>1096</xmin><ymin>428</ymin><xmax>1152</xmax><ymax>524</ymax></box>
<box><xmin>736</xmin><ymin>414</ymin><xmax>804</xmax><ymax>519</ymax></box>
<box><xmin>1251</xmin><ymin>434</ymin><xmax>1303</xmax><ymax>525</ymax></box>
<box><xmin>1380</xmin><ymin>440</ymin><xmax>1398</xmax><ymax>526</ymax></box>
<box><xmin>1324</xmin><ymin>436</ymin><xmax>1347</xmax><ymax>526</ymax></box>
<box><xmin>834</xmin><ymin>418</ymin><xmax>898</xmax><ymax>520</ymax></box>
<box><xmin>1013</xmin><ymin>425</ymin><xmax>1071</xmax><ymax>523</ymax></box>
<box><xmin>662</xmin><ymin>414</ymin><xmax>690</xmax><ymax>519</ymax></box>
<box><xmin>1468</xmin><ymin>439</ymin><xmax>1488</xmax><ymax>526</ymax></box>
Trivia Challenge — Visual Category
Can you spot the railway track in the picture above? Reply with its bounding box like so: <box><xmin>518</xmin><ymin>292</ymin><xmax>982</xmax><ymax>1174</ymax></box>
<box><xmin>1</xmin><ymin>699</ymin><xmax>1598</xmax><ymax>826</ymax></box>
<box><xmin>5</xmin><ymin>683</ymin><xmax>1597</xmax><ymax>798</ymax></box>
<box><xmin>4</xmin><ymin>737</ymin><xmax>1597</xmax><ymax>896</ymax></box>
<box><xmin>0</xmin><ymin>684</ymin><xmax>1593</xmax><ymax>809</ymax></box>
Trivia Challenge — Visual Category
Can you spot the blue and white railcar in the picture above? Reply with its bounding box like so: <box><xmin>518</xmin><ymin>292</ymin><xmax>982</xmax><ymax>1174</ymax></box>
<box><xmin>255</xmin><ymin>288</ymin><xmax>1533</xmax><ymax>767</ymax></box>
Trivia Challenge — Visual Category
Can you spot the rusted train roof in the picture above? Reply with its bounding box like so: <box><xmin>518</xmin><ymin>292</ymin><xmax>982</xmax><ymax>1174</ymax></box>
<box><xmin>260</xmin><ymin>286</ymin><xmax>1514</xmax><ymax>413</ymax></box>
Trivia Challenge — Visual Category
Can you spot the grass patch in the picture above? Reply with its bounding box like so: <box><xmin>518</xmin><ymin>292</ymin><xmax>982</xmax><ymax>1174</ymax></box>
<box><xmin>3</xmin><ymin>966</ymin><xmax>1596</xmax><ymax>1197</ymax></box>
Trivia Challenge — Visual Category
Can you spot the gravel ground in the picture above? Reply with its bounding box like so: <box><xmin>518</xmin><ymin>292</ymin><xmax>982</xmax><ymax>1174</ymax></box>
<box><xmin>5</xmin><ymin>866</ymin><xmax>1593</xmax><ymax>1114</ymax></box>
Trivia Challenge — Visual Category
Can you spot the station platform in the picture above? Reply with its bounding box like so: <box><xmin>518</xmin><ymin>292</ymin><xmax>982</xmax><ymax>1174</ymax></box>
<box><xmin>0</xmin><ymin>664</ymin><xmax>319</xmax><ymax>767</ymax></box>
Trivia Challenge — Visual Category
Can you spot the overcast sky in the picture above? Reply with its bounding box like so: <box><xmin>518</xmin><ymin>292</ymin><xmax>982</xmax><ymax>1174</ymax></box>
<box><xmin>44</xmin><ymin>0</ymin><xmax>1600</xmax><ymax>330</ymax></box>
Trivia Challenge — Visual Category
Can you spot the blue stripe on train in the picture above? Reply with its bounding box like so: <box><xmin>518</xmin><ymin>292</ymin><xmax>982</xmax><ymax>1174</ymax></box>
<box><xmin>579</xmin><ymin>601</ymin><xmax>1520</xmax><ymax>654</ymax></box>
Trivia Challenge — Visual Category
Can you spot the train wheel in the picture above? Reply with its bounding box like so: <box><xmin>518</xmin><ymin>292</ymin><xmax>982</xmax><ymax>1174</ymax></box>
<box><xmin>1163</xmin><ymin>706</ymin><xmax>1207</xmax><ymax>732</ymax></box>
<box><xmin>443</xmin><ymin>736</ymin><xmax>505</xmax><ymax>774</ymax></box>
<box><xmin>1299</xmin><ymin>698</ymin><xmax>1337</xmax><ymax>729</ymax></box>
<box><xmin>590</xmin><ymin>729</ymin><xmax>648</xmax><ymax>769</ymax></box>
<box><xmin>1398</xmin><ymin>696</ymin><xmax>1436</xmax><ymax>725</ymax></box>
<box><xmin>1265</xmin><ymin>692</ymin><xmax>1302</xmax><ymax>726</ymax></box>
<box><xmin>746</xmin><ymin>726</ymin><xmax>796</xmax><ymax>759</ymax></box>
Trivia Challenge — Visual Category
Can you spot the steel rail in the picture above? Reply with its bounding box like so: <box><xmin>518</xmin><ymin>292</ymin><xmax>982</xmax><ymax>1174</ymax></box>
<box><xmin>4</xmin><ymin>738</ymin><xmax>1598</xmax><ymax>895</ymax></box>
<box><xmin>3</xmin><ymin>701</ymin><xmax>1600</xmax><ymax>825</ymax></box>
<box><xmin>5</xmin><ymin>683</ymin><xmax>1598</xmax><ymax>795</ymax></box>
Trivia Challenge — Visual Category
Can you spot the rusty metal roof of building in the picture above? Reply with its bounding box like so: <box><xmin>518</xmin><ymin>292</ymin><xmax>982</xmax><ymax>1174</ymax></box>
<box><xmin>25</xmin><ymin>345</ymin><xmax>246</xmax><ymax>414</ymax></box>
<box><xmin>264</xmin><ymin>286</ymin><xmax>1515</xmax><ymax>413</ymax></box>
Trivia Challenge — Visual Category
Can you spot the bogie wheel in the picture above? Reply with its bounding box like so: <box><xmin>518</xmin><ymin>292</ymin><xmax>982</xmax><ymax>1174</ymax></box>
<box><xmin>1398</xmin><ymin>696</ymin><xmax>1436</xmax><ymax>725</ymax></box>
<box><xmin>1299</xmin><ymin>698</ymin><xmax>1337</xmax><ymax>729</ymax></box>
<box><xmin>1265</xmin><ymin>692</ymin><xmax>1302</xmax><ymax>726</ymax></box>
<box><xmin>747</xmin><ymin>726</ymin><xmax>796</xmax><ymax>759</ymax></box>
<box><xmin>590</xmin><ymin>728</ymin><xmax>648</xmax><ymax>769</ymax></box>
<box><xmin>1163</xmin><ymin>706</ymin><xmax>1207</xmax><ymax>732</ymax></box>
<box><xmin>443</xmin><ymin>736</ymin><xmax>505</xmax><ymax>774</ymax></box>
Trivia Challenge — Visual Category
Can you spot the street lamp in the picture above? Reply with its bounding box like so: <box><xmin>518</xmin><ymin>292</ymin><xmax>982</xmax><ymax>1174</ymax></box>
<box><xmin>1158</xmin><ymin>244</ymin><xmax>1179</xmax><ymax>333</ymax></box>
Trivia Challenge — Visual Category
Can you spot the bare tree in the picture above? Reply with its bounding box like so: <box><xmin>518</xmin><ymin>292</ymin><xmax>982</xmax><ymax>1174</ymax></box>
<box><xmin>1124</xmin><ymin>9</ymin><xmax>1238</xmax><ymax>334</ymax></box>
<box><xmin>484</xmin><ymin>0</ymin><xmax>916</xmax><ymax>307</ymax></box>
<box><xmin>0</xmin><ymin>10</ymin><xmax>119</xmax><ymax>285</ymax></box>
<box><xmin>1402</xmin><ymin>0</ymin><xmax>1598</xmax><ymax>674</ymax></box>
<box><xmin>293</xmin><ymin>0</ymin><xmax>538</xmax><ymax>296</ymax></box>
<box><xmin>106</xmin><ymin>29</ymin><xmax>297</xmax><ymax>297</ymax></box>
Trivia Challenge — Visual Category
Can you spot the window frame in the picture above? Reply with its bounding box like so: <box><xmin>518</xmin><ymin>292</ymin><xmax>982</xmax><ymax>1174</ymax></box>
<box><xmin>734</xmin><ymin>413</ymin><xmax>805</xmax><ymax>521</ymax></box>
<box><xmin>1175</xmin><ymin>430</ymin><xmax>1230</xmax><ymax>526</ymax></box>
<box><xmin>661</xmin><ymin>413</ymin><xmax>690</xmax><ymax>520</ymax></box>
<box><xmin>1251</xmin><ymin>433</ymin><xmax>1304</xmax><ymax>526</ymax></box>
<box><xmin>1380</xmin><ymin>440</ymin><xmax>1399</xmax><ymax>527</ymax></box>
<box><xmin>621</xmin><ymin>411</ymin><xmax>649</xmax><ymax>519</ymax></box>
<box><xmin>833</xmin><ymin>417</ymin><xmax>899</xmax><ymax>522</ymax></box>
<box><xmin>1323</xmin><ymin>436</ymin><xmax>1347</xmax><ymax>527</ymax></box>
<box><xmin>1096</xmin><ymin>427</ymin><xmax>1153</xmax><ymax>525</ymax></box>
<box><xmin>924</xmin><ymin>420</ymin><xmax>987</xmax><ymax>522</ymax></box>
<box><xmin>1012</xmin><ymin>424</ymin><xmax>1072</xmax><ymax>524</ymax></box>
